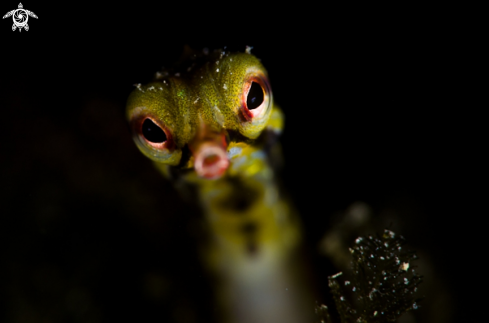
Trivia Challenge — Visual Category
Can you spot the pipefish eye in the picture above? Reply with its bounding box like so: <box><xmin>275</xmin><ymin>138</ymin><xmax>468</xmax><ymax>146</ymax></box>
<box><xmin>241</xmin><ymin>74</ymin><xmax>271</xmax><ymax>121</ymax></box>
<box><xmin>142</xmin><ymin>118</ymin><xmax>167</xmax><ymax>144</ymax></box>
<box><xmin>128</xmin><ymin>111</ymin><xmax>182</xmax><ymax>166</ymax></box>
<box><xmin>247</xmin><ymin>81</ymin><xmax>264</xmax><ymax>111</ymax></box>
<box><xmin>136</xmin><ymin>116</ymin><xmax>173</xmax><ymax>150</ymax></box>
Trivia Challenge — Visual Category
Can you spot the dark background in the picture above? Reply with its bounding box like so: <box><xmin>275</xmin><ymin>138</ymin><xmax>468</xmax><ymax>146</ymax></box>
<box><xmin>1</xmin><ymin>3</ymin><xmax>479</xmax><ymax>323</ymax></box>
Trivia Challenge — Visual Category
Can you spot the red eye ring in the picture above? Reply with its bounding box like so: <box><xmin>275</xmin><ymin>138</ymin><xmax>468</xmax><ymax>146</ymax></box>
<box><xmin>241</xmin><ymin>75</ymin><xmax>270</xmax><ymax>121</ymax></box>
<box><xmin>135</xmin><ymin>116</ymin><xmax>174</xmax><ymax>150</ymax></box>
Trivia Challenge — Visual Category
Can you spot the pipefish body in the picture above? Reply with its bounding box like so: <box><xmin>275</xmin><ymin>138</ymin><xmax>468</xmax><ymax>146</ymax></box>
<box><xmin>126</xmin><ymin>47</ymin><xmax>313</xmax><ymax>323</ymax></box>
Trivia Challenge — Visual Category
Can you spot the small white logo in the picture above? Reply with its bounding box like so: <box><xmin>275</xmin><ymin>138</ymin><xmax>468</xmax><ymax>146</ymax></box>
<box><xmin>3</xmin><ymin>3</ymin><xmax>37</xmax><ymax>32</ymax></box>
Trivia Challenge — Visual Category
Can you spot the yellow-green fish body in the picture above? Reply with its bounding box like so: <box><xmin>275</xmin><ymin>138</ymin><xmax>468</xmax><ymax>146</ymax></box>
<box><xmin>126</xmin><ymin>48</ymin><xmax>312</xmax><ymax>323</ymax></box>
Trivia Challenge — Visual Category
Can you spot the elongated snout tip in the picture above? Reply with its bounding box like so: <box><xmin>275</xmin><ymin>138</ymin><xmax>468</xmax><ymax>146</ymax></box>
<box><xmin>194</xmin><ymin>143</ymin><xmax>229</xmax><ymax>179</ymax></box>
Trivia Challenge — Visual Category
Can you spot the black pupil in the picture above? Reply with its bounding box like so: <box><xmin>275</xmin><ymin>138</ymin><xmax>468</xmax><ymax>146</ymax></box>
<box><xmin>247</xmin><ymin>82</ymin><xmax>264</xmax><ymax>110</ymax></box>
<box><xmin>142</xmin><ymin>118</ymin><xmax>167</xmax><ymax>143</ymax></box>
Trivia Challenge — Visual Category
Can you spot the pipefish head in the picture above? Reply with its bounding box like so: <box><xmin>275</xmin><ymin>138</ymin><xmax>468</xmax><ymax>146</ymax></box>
<box><xmin>126</xmin><ymin>48</ymin><xmax>279</xmax><ymax>179</ymax></box>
